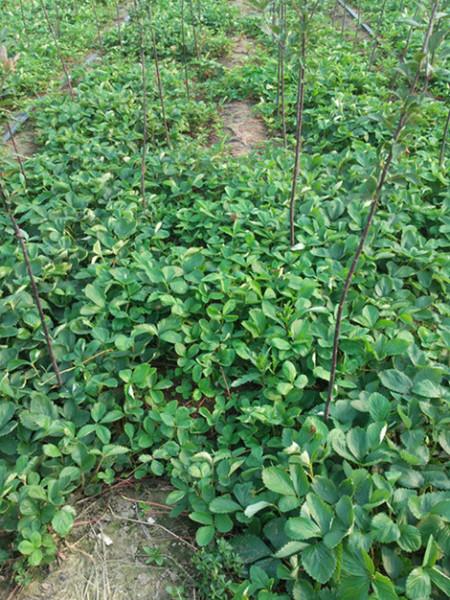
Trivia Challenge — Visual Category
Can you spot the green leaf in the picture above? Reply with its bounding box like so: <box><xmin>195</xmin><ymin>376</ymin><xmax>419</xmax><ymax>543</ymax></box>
<box><xmin>347</xmin><ymin>427</ymin><xmax>369</xmax><ymax>461</ymax></box>
<box><xmin>189</xmin><ymin>512</ymin><xmax>213</xmax><ymax>525</ymax></box>
<box><xmin>289</xmin><ymin>464</ymin><xmax>309</xmax><ymax>497</ymax></box>
<box><xmin>379</xmin><ymin>370</ymin><xmax>412</xmax><ymax>394</ymax></box>
<box><xmin>27</xmin><ymin>485</ymin><xmax>47</xmax><ymax>502</ymax></box>
<box><xmin>114</xmin><ymin>334</ymin><xmax>133</xmax><ymax>351</ymax></box>
<box><xmin>272</xmin><ymin>338</ymin><xmax>291</xmax><ymax>350</ymax></box>
<box><xmin>372</xmin><ymin>513</ymin><xmax>401</xmax><ymax>543</ymax></box>
<box><xmin>430</xmin><ymin>500</ymin><xmax>450</xmax><ymax>521</ymax></box>
<box><xmin>214</xmin><ymin>514</ymin><xmax>233</xmax><ymax>533</ymax></box>
<box><xmin>43</xmin><ymin>444</ymin><xmax>62</xmax><ymax>458</ymax></box>
<box><xmin>343</xmin><ymin>549</ymin><xmax>375</xmax><ymax>577</ymax></box>
<box><xmin>160</xmin><ymin>330</ymin><xmax>182</xmax><ymax>344</ymax></box>
<box><xmin>301</xmin><ymin>542</ymin><xmax>336</xmax><ymax>584</ymax></box>
<box><xmin>369</xmin><ymin>393</ymin><xmax>390</xmax><ymax>422</ymax></box>
<box><xmin>84</xmin><ymin>284</ymin><xmax>105</xmax><ymax>308</ymax></box>
<box><xmin>244</xmin><ymin>501</ymin><xmax>272</xmax><ymax>518</ymax></box>
<box><xmin>282</xmin><ymin>361</ymin><xmax>297</xmax><ymax>382</ymax></box>
<box><xmin>196</xmin><ymin>525</ymin><xmax>215</xmax><ymax>547</ymax></box>
<box><xmin>275</xmin><ymin>541</ymin><xmax>308</xmax><ymax>558</ymax></box>
<box><xmin>285</xmin><ymin>517</ymin><xmax>320</xmax><ymax>540</ymax></box>
<box><xmin>335</xmin><ymin>495</ymin><xmax>354</xmax><ymax>528</ymax></box>
<box><xmin>18</xmin><ymin>540</ymin><xmax>35</xmax><ymax>556</ymax></box>
<box><xmin>428</xmin><ymin>567</ymin><xmax>450</xmax><ymax>597</ymax></box>
<box><xmin>29</xmin><ymin>548</ymin><xmax>44</xmax><ymax>566</ymax></box>
<box><xmin>373</xmin><ymin>572</ymin><xmax>398</xmax><ymax>600</ymax></box>
<box><xmin>262</xmin><ymin>467</ymin><xmax>296</xmax><ymax>496</ymax></box>
<box><xmin>231</xmin><ymin>534</ymin><xmax>271</xmax><ymax>564</ymax></box>
<box><xmin>0</xmin><ymin>401</ymin><xmax>15</xmax><ymax>429</ymax></box>
<box><xmin>406</xmin><ymin>567</ymin><xmax>431</xmax><ymax>600</ymax></box>
<box><xmin>422</xmin><ymin>534</ymin><xmax>439</xmax><ymax>567</ymax></box>
<box><xmin>306</xmin><ymin>493</ymin><xmax>333</xmax><ymax>534</ymax></box>
<box><xmin>339</xmin><ymin>575</ymin><xmax>370</xmax><ymax>600</ymax></box>
<box><xmin>413</xmin><ymin>379</ymin><xmax>441</xmax><ymax>398</ymax></box>
<box><xmin>209</xmin><ymin>496</ymin><xmax>241</xmax><ymax>514</ymax></box>
<box><xmin>398</xmin><ymin>524</ymin><xmax>421</xmax><ymax>552</ymax></box>
<box><xmin>52</xmin><ymin>506</ymin><xmax>75</xmax><ymax>537</ymax></box>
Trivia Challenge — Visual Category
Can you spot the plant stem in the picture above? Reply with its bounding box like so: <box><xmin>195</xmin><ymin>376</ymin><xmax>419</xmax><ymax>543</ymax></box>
<box><xmin>0</xmin><ymin>186</ymin><xmax>63</xmax><ymax>387</ymax></box>
<box><xmin>289</xmin><ymin>16</ymin><xmax>306</xmax><ymax>247</ymax></box>
<box><xmin>325</xmin><ymin>0</ymin><xmax>440</xmax><ymax>421</ymax></box>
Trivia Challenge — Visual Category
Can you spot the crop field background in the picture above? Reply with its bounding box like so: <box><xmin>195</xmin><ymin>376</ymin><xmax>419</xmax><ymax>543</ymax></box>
<box><xmin>0</xmin><ymin>0</ymin><xmax>449</xmax><ymax>598</ymax></box>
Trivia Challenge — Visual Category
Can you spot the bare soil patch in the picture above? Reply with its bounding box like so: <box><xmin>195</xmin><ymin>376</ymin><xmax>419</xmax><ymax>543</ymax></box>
<box><xmin>221</xmin><ymin>35</ymin><xmax>253</xmax><ymax>68</ymax></box>
<box><xmin>4</xmin><ymin>129</ymin><xmax>38</xmax><ymax>159</ymax></box>
<box><xmin>214</xmin><ymin>1</ymin><xmax>267</xmax><ymax>156</ymax></box>
<box><xmin>4</xmin><ymin>488</ymin><xmax>196</xmax><ymax>600</ymax></box>
<box><xmin>221</xmin><ymin>101</ymin><xmax>267</xmax><ymax>156</ymax></box>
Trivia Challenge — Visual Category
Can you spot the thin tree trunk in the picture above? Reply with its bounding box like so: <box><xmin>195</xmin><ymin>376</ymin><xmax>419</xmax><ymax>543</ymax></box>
<box><xmin>180</xmin><ymin>0</ymin><xmax>190</xmax><ymax>99</ymax></box>
<box><xmin>289</xmin><ymin>22</ymin><xmax>306</xmax><ymax>247</ymax></box>
<box><xmin>276</xmin><ymin>0</ymin><xmax>281</xmax><ymax>113</ymax></box>
<box><xmin>0</xmin><ymin>187</ymin><xmax>63</xmax><ymax>388</ymax></box>
<box><xmin>325</xmin><ymin>0</ymin><xmax>440</xmax><ymax>421</ymax></box>
<box><xmin>189</xmin><ymin>0</ymin><xmax>200</xmax><ymax>60</ymax></box>
<box><xmin>401</xmin><ymin>3</ymin><xmax>420</xmax><ymax>61</ymax></box>
<box><xmin>147</xmin><ymin>2</ymin><xmax>171</xmax><ymax>145</ymax></box>
<box><xmin>5</xmin><ymin>122</ymin><xmax>28</xmax><ymax>187</ymax></box>
<box><xmin>39</xmin><ymin>0</ymin><xmax>74</xmax><ymax>98</ymax></box>
<box><xmin>136</xmin><ymin>2</ymin><xmax>149</xmax><ymax>207</ymax></box>
<box><xmin>369</xmin><ymin>0</ymin><xmax>388</xmax><ymax>67</ymax></box>
<box><xmin>280</xmin><ymin>0</ymin><xmax>287</xmax><ymax>145</ymax></box>
<box><xmin>19</xmin><ymin>0</ymin><xmax>28</xmax><ymax>37</ymax></box>
<box><xmin>92</xmin><ymin>0</ymin><xmax>103</xmax><ymax>49</ymax></box>
<box><xmin>115</xmin><ymin>1</ymin><xmax>123</xmax><ymax>46</ymax></box>
<box><xmin>439</xmin><ymin>106</ymin><xmax>450</xmax><ymax>166</ymax></box>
